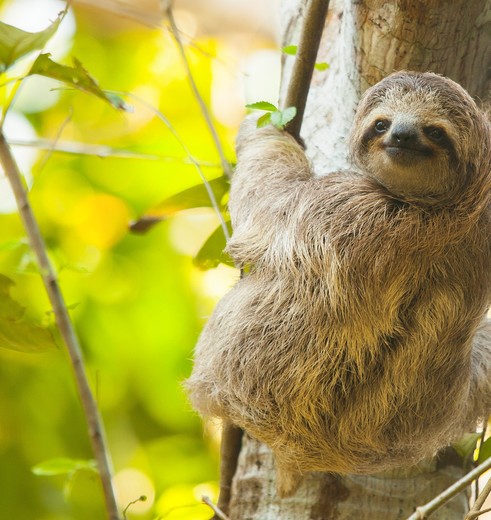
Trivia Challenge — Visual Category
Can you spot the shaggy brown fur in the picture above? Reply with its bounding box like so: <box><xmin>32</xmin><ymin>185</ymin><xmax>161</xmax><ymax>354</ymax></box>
<box><xmin>186</xmin><ymin>72</ymin><xmax>491</xmax><ymax>496</ymax></box>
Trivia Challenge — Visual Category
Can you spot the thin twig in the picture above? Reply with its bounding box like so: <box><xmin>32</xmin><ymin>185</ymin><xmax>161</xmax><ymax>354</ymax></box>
<box><xmin>0</xmin><ymin>78</ymin><xmax>25</xmax><ymax>130</ymax></box>
<box><xmin>406</xmin><ymin>455</ymin><xmax>491</xmax><ymax>520</ymax></box>
<box><xmin>468</xmin><ymin>506</ymin><xmax>491</xmax><ymax>520</ymax></box>
<box><xmin>467</xmin><ymin>463</ymin><xmax>491</xmax><ymax>520</ymax></box>
<box><xmin>0</xmin><ymin>131</ymin><xmax>120</xmax><ymax>520</ymax></box>
<box><xmin>202</xmin><ymin>495</ymin><xmax>231</xmax><ymax>520</ymax></box>
<box><xmin>123</xmin><ymin>495</ymin><xmax>146</xmax><ymax>519</ymax></box>
<box><xmin>475</xmin><ymin>423</ymin><xmax>488</xmax><ymax>502</ymax></box>
<box><xmin>162</xmin><ymin>2</ymin><xmax>233</xmax><ymax>179</ymax></box>
<box><xmin>37</xmin><ymin>109</ymin><xmax>73</xmax><ymax>174</ymax></box>
<box><xmin>283</xmin><ymin>0</ymin><xmax>330</xmax><ymax>142</ymax></box>
<box><xmin>7</xmin><ymin>137</ymin><xmax>221</xmax><ymax>166</ymax></box>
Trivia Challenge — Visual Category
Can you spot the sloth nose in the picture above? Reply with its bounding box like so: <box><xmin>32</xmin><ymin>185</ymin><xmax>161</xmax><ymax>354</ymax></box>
<box><xmin>389</xmin><ymin>123</ymin><xmax>419</xmax><ymax>146</ymax></box>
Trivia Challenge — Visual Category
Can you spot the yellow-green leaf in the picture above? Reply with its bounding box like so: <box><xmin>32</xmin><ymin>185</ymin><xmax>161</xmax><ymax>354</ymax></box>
<box><xmin>193</xmin><ymin>222</ymin><xmax>234</xmax><ymax>270</ymax></box>
<box><xmin>282</xmin><ymin>45</ymin><xmax>298</xmax><ymax>56</ymax></box>
<box><xmin>270</xmin><ymin>106</ymin><xmax>297</xmax><ymax>129</ymax></box>
<box><xmin>0</xmin><ymin>274</ymin><xmax>57</xmax><ymax>353</ymax></box>
<box><xmin>0</xmin><ymin>12</ymin><xmax>63</xmax><ymax>73</ymax></box>
<box><xmin>477</xmin><ymin>437</ymin><xmax>491</xmax><ymax>464</ymax></box>
<box><xmin>452</xmin><ymin>432</ymin><xmax>480</xmax><ymax>459</ymax></box>
<box><xmin>245</xmin><ymin>101</ymin><xmax>277</xmax><ymax>112</ymax></box>
<box><xmin>256</xmin><ymin>112</ymin><xmax>272</xmax><ymax>128</ymax></box>
<box><xmin>130</xmin><ymin>176</ymin><xmax>230</xmax><ymax>233</ymax></box>
<box><xmin>32</xmin><ymin>457</ymin><xmax>97</xmax><ymax>477</ymax></box>
<box><xmin>29</xmin><ymin>54</ymin><xmax>127</xmax><ymax>110</ymax></box>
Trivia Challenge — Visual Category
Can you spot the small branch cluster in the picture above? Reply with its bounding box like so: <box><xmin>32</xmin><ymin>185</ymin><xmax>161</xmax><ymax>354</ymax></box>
<box><xmin>406</xmin><ymin>454</ymin><xmax>491</xmax><ymax>520</ymax></box>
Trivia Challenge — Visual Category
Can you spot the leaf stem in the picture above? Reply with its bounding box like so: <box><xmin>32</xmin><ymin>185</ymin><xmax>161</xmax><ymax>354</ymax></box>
<box><xmin>0</xmin><ymin>130</ymin><xmax>120</xmax><ymax>520</ymax></box>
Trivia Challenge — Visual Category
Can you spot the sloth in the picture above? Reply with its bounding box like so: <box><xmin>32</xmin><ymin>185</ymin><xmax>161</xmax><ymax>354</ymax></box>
<box><xmin>186</xmin><ymin>71</ymin><xmax>491</xmax><ymax>496</ymax></box>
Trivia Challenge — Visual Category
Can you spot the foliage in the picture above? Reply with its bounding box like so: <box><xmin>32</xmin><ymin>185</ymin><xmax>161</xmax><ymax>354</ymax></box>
<box><xmin>30</xmin><ymin>53</ymin><xmax>127</xmax><ymax>109</ymax></box>
<box><xmin>0</xmin><ymin>0</ymin><xmax>244</xmax><ymax>518</ymax></box>
<box><xmin>246</xmin><ymin>101</ymin><xmax>297</xmax><ymax>130</ymax></box>
<box><xmin>0</xmin><ymin>10</ymin><xmax>63</xmax><ymax>71</ymax></box>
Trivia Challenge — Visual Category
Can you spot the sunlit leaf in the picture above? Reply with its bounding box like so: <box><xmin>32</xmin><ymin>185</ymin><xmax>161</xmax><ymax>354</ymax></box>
<box><xmin>0</xmin><ymin>238</ymin><xmax>28</xmax><ymax>251</ymax></box>
<box><xmin>256</xmin><ymin>112</ymin><xmax>272</xmax><ymax>128</ymax></box>
<box><xmin>0</xmin><ymin>273</ymin><xmax>57</xmax><ymax>353</ymax></box>
<box><xmin>153</xmin><ymin>176</ymin><xmax>229</xmax><ymax>214</ymax></box>
<box><xmin>29</xmin><ymin>54</ymin><xmax>127</xmax><ymax>110</ymax></box>
<box><xmin>477</xmin><ymin>436</ymin><xmax>491</xmax><ymax>464</ymax></box>
<box><xmin>270</xmin><ymin>106</ymin><xmax>297</xmax><ymax>129</ymax></box>
<box><xmin>315</xmin><ymin>62</ymin><xmax>330</xmax><ymax>71</ymax></box>
<box><xmin>282</xmin><ymin>45</ymin><xmax>298</xmax><ymax>55</ymax></box>
<box><xmin>453</xmin><ymin>432</ymin><xmax>481</xmax><ymax>459</ymax></box>
<box><xmin>245</xmin><ymin>101</ymin><xmax>277</xmax><ymax>112</ymax></box>
<box><xmin>32</xmin><ymin>457</ymin><xmax>97</xmax><ymax>477</ymax></box>
<box><xmin>0</xmin><ymin>12</ymin><xmax>63</xmax><ymax>73</ymax></box>
<box><xmin>131</xmin><ymin>176</ymin><xmax>230</xmax><ymax>233</ymax></box>
<box><xmin>194</xmin><ymin>222</ymin><xmax>234</xmax><ymax>270</ymax></box>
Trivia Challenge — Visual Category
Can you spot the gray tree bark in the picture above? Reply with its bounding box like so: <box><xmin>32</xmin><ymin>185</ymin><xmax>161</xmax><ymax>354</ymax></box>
<box><xmin>228</xmin><ymin>1</ymin><xmax>491</xmax><ymax>519</ymax></box>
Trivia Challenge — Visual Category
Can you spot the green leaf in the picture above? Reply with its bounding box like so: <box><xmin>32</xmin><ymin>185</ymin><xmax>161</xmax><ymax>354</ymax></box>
<box><xmin>0</xmin><ymin>12</ymin><xmax>63</xmax><ymax>73</ymax></box>
<box><xmin>29</xmin><ymin>54</ymin><xmax>127</xmax><ymax>110</ymax></box>
<box><xmin>245</xmin><ymin>101</ymin><xmax>277</xmax><ymax>112</ymax></box>
<box><xmin>193</xmin><ymin>222</ymin><xmax>234</xmax><ymax>270</ymax></box>
<box><xmin>256</xmin><ymin>112</ymin><xmax>271</xmax><ymax>128</ymax></box>
<box><xmin>453</xmin><ymin>432</ymin><xmax>481</xmax><ymax>459</ymax></box>
<box><xmin>0</xmin><ymin>273</ymin><xmax>58</xmax><ymax>353</ymax></box>
<box><xmin>282</xmin><ymin>45</ymin><xmax>298</xmax><ymax>56</ymax></box>
<box><xmin>270</xmin><ymin>106</ymin><xmax>297</xmax><ymax>129</ymax></box>
<box><xmin>32</xmin><ymin>457</ymin><xmax>97</xmax><ymax>477</ymax></box>
<box><xmin>130</xmin><ymin>176</ymin><xmax>230</xmax><ymax>234</ymax></box>
<box><xmin>477</xmin><ymin>436</ymin><xmax>491</xmax><ymax>464</ymax></box>
<box><xmin>152</xmin><ymin>176</ymin><xmax>229</xmax><ymax>215</ymax></box>
<box><xmin>315</xmin><ymin>62</ymin><xmax>330</xmax><ymax>71</ymax></box>
<box><xmin>0</xmin><ymin>238</ymin><xmax>28</xmax><ymax>252</ymax></box>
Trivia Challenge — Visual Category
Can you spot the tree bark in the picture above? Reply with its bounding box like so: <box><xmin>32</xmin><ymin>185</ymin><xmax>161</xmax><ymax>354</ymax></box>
<box><xmin>228</xmin><ymin>0</ymin><xmax>491</xmax><ymax>518</ymax></box>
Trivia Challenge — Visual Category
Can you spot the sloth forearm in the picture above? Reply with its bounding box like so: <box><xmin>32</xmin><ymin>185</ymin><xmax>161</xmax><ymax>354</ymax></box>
<box><xmin>230</xmin><ymin>124</ymin><xmax>312</xmax><ymax>228</ymax></box>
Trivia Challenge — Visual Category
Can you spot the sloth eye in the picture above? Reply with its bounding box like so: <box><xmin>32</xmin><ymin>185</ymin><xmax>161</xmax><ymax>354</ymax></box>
<box><xmin>425</xmin><ymin>127</ymin><xmax>445</xmax><ymax>141</ymax></box>
<box><xmin>374</xmin><ymin>120</ymin><xmax>388</xmax><ymax>133</ymax></box>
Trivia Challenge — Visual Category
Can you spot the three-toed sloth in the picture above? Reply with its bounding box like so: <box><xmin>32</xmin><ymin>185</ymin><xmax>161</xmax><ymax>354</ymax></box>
<box><xmin>186</xmin><ymin>71</ymin><xmax>491</xmax><ymax>496</ymax></box>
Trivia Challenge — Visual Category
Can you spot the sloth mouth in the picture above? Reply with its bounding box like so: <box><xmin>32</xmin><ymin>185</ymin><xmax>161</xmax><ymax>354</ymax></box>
<box><xmin>385</xmin><ymin>145</ymin><xmax>432</xmax><ymax>163</ymax></box>
<box><xmin>385</xmin><ymin>144</ymin><xmax>432</xmax><ymax>155</ymax></box>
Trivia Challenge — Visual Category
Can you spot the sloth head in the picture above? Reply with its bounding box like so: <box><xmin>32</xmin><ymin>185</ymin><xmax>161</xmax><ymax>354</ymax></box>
<box><xmin>350</xmin><ymin>71</ymin><xmax>491</xmax><ymax>204</ymax></box>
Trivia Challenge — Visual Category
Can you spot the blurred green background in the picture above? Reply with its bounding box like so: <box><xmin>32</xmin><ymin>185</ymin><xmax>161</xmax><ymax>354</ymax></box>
<box><xmin>0</xmin><ymin>0</ymin><xmax>280</xmax><ymax>518</ymax></box>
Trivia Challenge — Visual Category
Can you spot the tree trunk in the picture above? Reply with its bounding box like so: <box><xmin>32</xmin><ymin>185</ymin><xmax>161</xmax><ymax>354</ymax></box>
<box><xmin>228</xmin><ymin>0</ymin><xmax>491</xmax><ymax>518</ymax></box>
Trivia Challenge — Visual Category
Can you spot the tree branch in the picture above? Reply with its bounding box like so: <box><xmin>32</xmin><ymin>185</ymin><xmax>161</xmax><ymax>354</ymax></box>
<box><xmin>0</xmin><ymin>131</ymin><xmax>120</xmax><ymax>520</ymax></box>
<box><xmin>406</xmin><ymin>456</ymin><xmax>491</xmax><ymax>520</ymax></box>
<box><xmin>283</xmin><ymin>0</ymin><xmax>330</xmax><ymax>142</ymax></box>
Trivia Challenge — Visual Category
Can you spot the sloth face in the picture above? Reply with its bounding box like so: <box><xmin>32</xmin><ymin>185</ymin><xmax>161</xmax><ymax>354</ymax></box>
<box><xmin>359</xmin><ymin>109</ymin><xmax>458</xmax><ymax>199</ymax></box>
<box><xmin>349</xmin><ymin>72</ymin><xmax>482</xmax><ymax>203</ymax></box>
